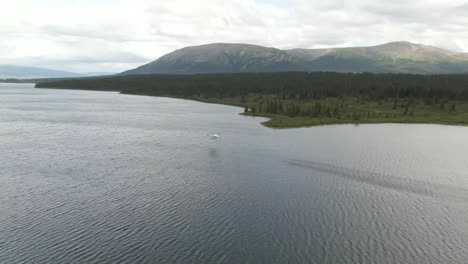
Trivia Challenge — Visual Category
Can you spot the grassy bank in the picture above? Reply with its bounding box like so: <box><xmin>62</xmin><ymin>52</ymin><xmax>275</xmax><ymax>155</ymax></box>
<box><xmin>36</xmin><ymin>72</ymin><xmax>468</xmax><ymax>128</ymax></box>
<box><xmin>162</xmin><ymin>95</ymin><xmax>468</xmax><ymax>128</ymax></box>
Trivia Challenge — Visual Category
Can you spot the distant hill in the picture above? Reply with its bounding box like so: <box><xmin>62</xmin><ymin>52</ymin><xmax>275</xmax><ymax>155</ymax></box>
<box><xmin>0</xmin><ymin>65</ymin><xmax>115</xmax><ymax>79</ymax></box>
<box><xmin>123</xmin><ymin>41</ymin><xmax>468</xmax><ymax>75</ymax></box>
<box><xmin>0</xmin><ymin>65</ymin><xmax>82</xmax><ymax>79</ymax></box>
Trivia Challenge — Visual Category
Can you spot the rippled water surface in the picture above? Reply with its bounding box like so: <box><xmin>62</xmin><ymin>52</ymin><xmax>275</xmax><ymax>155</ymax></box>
<box><xmin>1</xmin><ymin>83</ymin><xmax>467</xmax><ymax>264</ymax></box>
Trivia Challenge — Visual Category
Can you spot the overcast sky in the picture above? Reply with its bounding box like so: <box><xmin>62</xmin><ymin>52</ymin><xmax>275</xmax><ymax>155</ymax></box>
<box><xmin>1</xmin><ymin>0</ymin><xmax>467</xmax><ymax>73</ymax></box>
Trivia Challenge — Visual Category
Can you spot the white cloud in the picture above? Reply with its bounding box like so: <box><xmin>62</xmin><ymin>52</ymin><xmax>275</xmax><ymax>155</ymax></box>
<box><xmin>0</xmin><ymin>0</ymin><xmax>467</xmax><ymax>73</ymax></box>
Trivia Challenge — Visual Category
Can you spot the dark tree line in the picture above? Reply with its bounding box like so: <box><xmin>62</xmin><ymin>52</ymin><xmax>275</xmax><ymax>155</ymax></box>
<box><xmin>36</xmin><ymin>72</ymin><xmax>468</xmax><ymax>121</ymax></box>
<box><xmin>37</xmin><ymin>72</ymin><xmax>468</xmax><ymax>101</ymax></box>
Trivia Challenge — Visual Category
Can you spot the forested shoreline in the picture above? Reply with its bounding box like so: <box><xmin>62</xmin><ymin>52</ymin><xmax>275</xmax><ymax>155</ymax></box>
<box><xmin>35</xmin><ymin>72</ymin><xmax>468</xmax><ymax>127</ymax></box>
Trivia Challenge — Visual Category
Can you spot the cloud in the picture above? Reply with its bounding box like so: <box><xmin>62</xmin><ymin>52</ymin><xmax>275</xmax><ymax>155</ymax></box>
<box><xmin>0</xmin><ymin>0</ymin><xmax>467</xmax><ymax>72</ymax></box>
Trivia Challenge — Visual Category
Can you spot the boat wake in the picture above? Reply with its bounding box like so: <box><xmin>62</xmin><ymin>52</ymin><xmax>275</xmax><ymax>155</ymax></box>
<box><xmin>287</xmin><ymin>159</ymin><xmax>468</xmax><ymax>203</ymax></box>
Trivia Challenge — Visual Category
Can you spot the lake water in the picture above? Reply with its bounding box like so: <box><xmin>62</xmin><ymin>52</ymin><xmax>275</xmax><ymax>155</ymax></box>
<box><xmin>1</xmin><ymin>83</ymin><xmax>467</xmax><ymax>264</ymax></box>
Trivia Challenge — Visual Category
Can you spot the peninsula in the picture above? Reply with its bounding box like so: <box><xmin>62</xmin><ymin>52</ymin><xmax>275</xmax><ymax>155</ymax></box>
<box><xmin>36</xmin><ymin>72</ymin><xmax>468</xmax><ymax>128</ymax></box>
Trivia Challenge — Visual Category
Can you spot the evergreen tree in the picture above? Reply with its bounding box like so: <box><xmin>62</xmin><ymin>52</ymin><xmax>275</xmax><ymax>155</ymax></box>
<box><xmin>393</xmin><ymin>99</ymin><xmax>398</xmax><ymax>110</ymax></box>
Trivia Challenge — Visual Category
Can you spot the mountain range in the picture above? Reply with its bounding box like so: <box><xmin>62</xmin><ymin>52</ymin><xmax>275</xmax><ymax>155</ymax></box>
<box><xmin>0</xmin><ymin>65</ymin><xmax>114</xmax><ymax>79</ymax></box>
<box><xmin>123</xmin><ymin>41</ymin><xmax>468</xmax><ymax>75</ymax></box>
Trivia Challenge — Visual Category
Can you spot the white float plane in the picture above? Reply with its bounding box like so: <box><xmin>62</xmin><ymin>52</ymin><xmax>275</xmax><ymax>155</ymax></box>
<box><xmin>209</xmin><ymin>133</ymin><xmax>220</xmax><ymax>139</ymax></box>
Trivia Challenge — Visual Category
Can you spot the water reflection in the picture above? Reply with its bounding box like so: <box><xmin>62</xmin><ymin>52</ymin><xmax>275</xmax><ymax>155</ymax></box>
<box><xmin>208</xmin><ymin>147</ymin><xmax>219</xmax><ymax>159</ymax></box>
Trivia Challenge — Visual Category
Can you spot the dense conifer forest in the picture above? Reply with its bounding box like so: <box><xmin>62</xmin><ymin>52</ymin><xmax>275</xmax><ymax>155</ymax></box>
<box><xmin>36</xmin><ymin>72</ymin><xmax>468</xmax><ymax>127</ymax></box>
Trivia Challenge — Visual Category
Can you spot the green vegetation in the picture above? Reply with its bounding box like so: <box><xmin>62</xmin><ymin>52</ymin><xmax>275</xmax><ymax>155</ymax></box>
<box><xmin>36</xmin><ymin>72</ymin><xmax>468</xmax><ymax>128</ymax></box>
<box><xmin>183</xmin><ymin>96</ymin><xmax>468</xmax><ymax>128</ymax></box>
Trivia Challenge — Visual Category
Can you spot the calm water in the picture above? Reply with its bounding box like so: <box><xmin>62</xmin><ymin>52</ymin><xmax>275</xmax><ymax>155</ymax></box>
<box><xmin>1</xmin><ymin>83</ymin><xmax>467</xmax><ymax>264</ymax></box>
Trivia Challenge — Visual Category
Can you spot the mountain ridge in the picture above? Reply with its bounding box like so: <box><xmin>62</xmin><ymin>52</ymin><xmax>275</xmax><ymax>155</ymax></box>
<box><xmin>123</xmin><ymin>41</ymin><xmax>468</xmax><ymax>75</ymax></box>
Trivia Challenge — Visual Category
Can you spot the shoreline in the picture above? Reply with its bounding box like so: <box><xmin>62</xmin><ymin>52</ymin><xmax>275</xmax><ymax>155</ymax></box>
<box><xmin>121</xmin><ymin>92</ymin><xmax>468</xmax><ymax>129</ymax></box>
<box><xmin>35</xmin><ymin>86</ymin><xmax>467</xmax><ymax>129</ymax></box>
